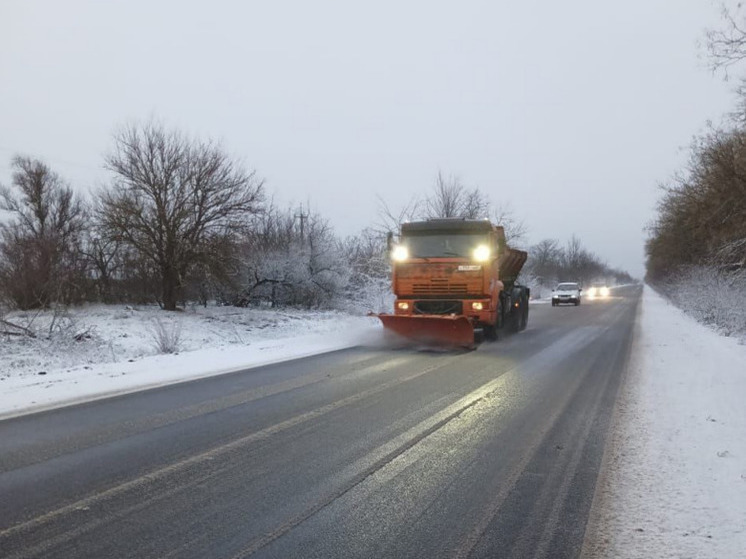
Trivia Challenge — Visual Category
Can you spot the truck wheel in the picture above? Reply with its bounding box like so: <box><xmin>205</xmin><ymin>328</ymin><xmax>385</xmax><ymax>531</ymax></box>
<box><xmin>512</xmin><ymin>309</ymin><xmax>521</xmax><ymax>332</ymax></box>
<box><xmin>483</xmin><ymin>324</ymin><xmax>497</xmax><ymax>341</ymax></box>
<box><xmin>493</xmin><ymin>301</ymin><xmax>505</xmax><ymax>341</ymax></box>
<box><xmin>519</xmin><ymin>299</ymin><xmax>529</xmax><ymax>331</ymax></box>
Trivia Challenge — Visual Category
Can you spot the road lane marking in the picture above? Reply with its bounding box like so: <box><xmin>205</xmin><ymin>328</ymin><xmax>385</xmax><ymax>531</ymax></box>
<box><xmin>1</xmin><ymin>311</ymin><xmax>626</xmax><ymax>557</ymax></box>
<box><xmin>0</xmin><ymin>353</ymin><xmax>468</xmax><ymax>554</ymax></box>
<box><xmin>228</xmin><ymin>327</ymin><xmax>613</xmax><ymax>557</ymax></box>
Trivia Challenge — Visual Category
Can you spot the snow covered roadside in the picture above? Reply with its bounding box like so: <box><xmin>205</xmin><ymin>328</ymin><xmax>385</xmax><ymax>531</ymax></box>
<box><xmin>0</xmin><ymin>305</ymin><xmax>382</xmax><ymax>419</ymax></box>
<box><xmin>583</xmin><ymin>286</ymin><xmax>746</xmax><ymax>558</ymax></box>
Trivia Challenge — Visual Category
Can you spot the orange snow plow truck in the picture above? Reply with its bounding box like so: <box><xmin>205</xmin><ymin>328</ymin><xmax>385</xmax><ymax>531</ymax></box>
<box><xmin>377</xmin><ymin>218</ymin><xmax>529</xmax><ymax>348</ymax></box>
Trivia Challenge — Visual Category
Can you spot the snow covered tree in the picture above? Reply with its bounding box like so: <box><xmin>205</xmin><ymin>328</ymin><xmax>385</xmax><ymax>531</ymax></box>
<box><xmin>232</xmin><ymin>204</ymin><xmax>347</xmax><ymax>308</ymax></box>
<box><xmin>340</xmin><ymin>228</ymin><xmax>392</xmax><ymax>313</ymax></box>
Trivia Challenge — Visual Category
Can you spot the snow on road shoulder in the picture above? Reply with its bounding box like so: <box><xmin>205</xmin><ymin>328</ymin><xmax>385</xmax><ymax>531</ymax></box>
<box><xmin>0</xmin><ymin>305</ymin><xmax>382</xmax><ymax>419</ymax></box>
<box><xmin>583</xmin><ymin>285</ymin><xmax>746</xmax><ymax>559</ymax></box>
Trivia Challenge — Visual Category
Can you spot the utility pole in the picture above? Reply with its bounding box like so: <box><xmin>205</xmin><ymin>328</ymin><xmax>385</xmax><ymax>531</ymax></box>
<box><xmin>295</xmin><ymin>204</ymin><xmax>308</xmax><ymax>248</ymax></box>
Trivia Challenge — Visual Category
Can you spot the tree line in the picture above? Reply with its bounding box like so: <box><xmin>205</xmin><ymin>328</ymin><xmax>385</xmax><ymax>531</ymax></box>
<box><xmin>0</xmin><ymin>121</ymin><xmax>404</xmax><ymax>314</ymax></box>
<box><xmin>646</xmin><ymin>4</ymin><xmax>746</xmax><ymax>282</ymax></box>
<box><xmin>1</xmin><ymin>121</ymin><xmax>631</xmax><ymax>314</ymax></box>
<box><xmin>645</xmin><ymin>125</ymin><xmax>746</xmax><ymax>281</ymax></box>
<box><xmin>523</xmin><ymin>237</ymin><xmax>633</xmax><ymax>292</ymax></box>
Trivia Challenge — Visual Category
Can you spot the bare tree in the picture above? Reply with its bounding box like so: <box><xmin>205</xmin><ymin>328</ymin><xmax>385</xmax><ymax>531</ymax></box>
<box><xmin>374</xmin><ymin>194</ymin><xmax>419</xmax><ymax>237</ymax></box>
<box><xmin>706</xmin><ymin>4</ymin><xmax>746</xmax><ymax>76</ymax></box>
<box><xmin>377</xmin><ymin>171</ymin><xmax>522</xmax><ymax>246</ymax></box>
<box><xmin>81</xmin><ymin>209</ymin><xmax>123</xmax><ymax>304</ymax></box>
<box><xmin>421</xmin><ymin>172</ymin><xmax>490</xmax><ymax>220</ymax></box>
<box><xmin>0</xmin><ymin>156</ymin><xmax>87</xmax><ymax>309</ymax></box>
<box><xmin>526</xmin><ymin>239</ymin><xmax>561</xmax><ymax>284</ymax></box>
<box><xmin>492</xmin><ymin>202</ymin><xmax>527</xmax><ymax>245</ymax></box>
<box><xmin>425</xmin><ymin>172</ymin><xmax>464</xmax><ymax>218</ymax></box>
<box><xmin>99</xmin><ymin>121</ymin><xmax>264</xmax><ymax>310</ymax></box>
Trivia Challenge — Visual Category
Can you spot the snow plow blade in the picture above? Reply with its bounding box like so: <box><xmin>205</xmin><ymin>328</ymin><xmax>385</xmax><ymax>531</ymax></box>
<box><xmin>377</xmin><ymin>314</ymin><xmax>475</xmax><ymax>348</ymax></box>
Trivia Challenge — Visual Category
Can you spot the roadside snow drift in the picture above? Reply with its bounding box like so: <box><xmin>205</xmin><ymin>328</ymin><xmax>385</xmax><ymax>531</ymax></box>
<box><xmin>583</xmin><ymin>286</ymin><xmax>746</xmax><ymax>559</ymax></box>
<box><xmin>0</xmin><ymin>305</ymin><xmax>381</xmax><ymax>419</ymax></box>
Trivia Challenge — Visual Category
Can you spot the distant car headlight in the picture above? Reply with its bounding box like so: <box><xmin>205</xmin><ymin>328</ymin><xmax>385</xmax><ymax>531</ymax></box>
<box><xmin>587</xmin><ymin>287</ymin><xmax>597</xmax><ymax>297</ymax></box>
<box><xmin>600</xmin><ymin>286</ymin><xmax>610</xmax><ymax>297</ymax></box>
<box><xmin>392</xmin><ymin>245</ymin><xmax>408</xmax><ymax>261</ymax></box>
<box><xmin>473</xmin><ymin>245</ymin><xmax>490</xmax><ymax>262</ymax></box>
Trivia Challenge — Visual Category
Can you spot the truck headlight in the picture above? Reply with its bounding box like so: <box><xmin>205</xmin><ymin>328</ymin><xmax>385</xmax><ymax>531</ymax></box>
<box><xmin>392</xmin><ymin>245</ymin><xmax>408</xmax><ymax>262</ymax></box>
<box><xmin>473</xmin><ymin>245</ymin><xmax>490</xmax><ymax>262</ymax></box>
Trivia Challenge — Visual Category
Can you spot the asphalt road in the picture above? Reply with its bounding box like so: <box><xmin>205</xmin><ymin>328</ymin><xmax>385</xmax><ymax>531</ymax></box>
<box><xmin>0</xmin><ymin>285</ymin><xmax>641</xmax><ymax>559</ymax></box>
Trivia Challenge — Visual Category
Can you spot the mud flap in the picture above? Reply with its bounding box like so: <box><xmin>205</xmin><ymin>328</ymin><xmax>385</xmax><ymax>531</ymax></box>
<box><xmin>377</xmin><ymin>314</ymin><xmax>475</xmax><ymax>348</ymax></box>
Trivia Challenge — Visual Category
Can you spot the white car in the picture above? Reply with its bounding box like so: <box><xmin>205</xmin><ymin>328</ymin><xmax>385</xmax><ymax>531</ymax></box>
<box><xmin>552</xmin><ymin>282</ymin><xmax>581</xmax><ymax>306</ymax></box>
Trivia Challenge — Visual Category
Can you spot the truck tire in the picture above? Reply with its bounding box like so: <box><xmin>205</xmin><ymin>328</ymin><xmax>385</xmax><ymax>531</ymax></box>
<box><xmin>519</xmin><ymin>296</ymin><xmax>529</xmax><ymax>331</ymax></box>
<box><xmin>512</xmin><ymin>307</ymin><xmax>521</xmax><ymax>332</ymax></box>
<box><xmin>483</xmin><ymin>323</ymin><xmax>497</xmax><ymax>341</ymax></box>
<box><xmin>492</xmin><ymin>300</ymin><xmax>505</xmax><ymax>341</ymax></box>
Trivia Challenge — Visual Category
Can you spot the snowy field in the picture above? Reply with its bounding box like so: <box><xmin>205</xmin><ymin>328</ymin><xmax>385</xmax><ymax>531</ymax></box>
<box><xmin>583</xmin><ymin>286</ymin><xmax>746</xmax><ymax>558</ymax></box>
<box><xmin>0</xmin><ymin>304</ymin><xmax>381</xmax><ymax>418</ymax></box>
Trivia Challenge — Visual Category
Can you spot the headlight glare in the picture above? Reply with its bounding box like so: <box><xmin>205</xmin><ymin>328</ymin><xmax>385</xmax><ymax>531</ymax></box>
<box><xmin>392</xmin><ymin>245</ymin><xmax>408</xmax><ymax>261</ymax></box>
<box><xmin>473</xmin><ymin>245</ymin><xmax>490</xmax><ymax>262</ymax></box>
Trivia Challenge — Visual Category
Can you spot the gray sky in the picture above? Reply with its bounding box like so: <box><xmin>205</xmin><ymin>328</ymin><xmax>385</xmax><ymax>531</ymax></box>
<box><xmin>0</xmin><ymin>0</ymin><xmax>737</xmax><ymax>277</ymax></box>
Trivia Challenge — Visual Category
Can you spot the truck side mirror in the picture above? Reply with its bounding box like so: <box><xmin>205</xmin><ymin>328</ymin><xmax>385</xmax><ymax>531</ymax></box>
<box><xmin>386</xmin><ymin>231</ymin><xmax>393</xmax><ymax>254</ymax></box>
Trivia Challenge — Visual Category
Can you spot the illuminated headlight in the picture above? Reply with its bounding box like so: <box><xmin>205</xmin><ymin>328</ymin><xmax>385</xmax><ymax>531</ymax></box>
<box><xmin>471</xmin><ymin>302</ymin><xmax>483</xmax><ymax>311</ymax></box>
<box><xmin>392</xmin><ymin>245</ymin><xmax>408</xmax><ymax>262</ymax></box>
<box><xmin>473</xmin><ymin>245</ymin><xmax>490</xmax><ymax>262</ymax></box>
<box><xmin>587</xmin><ymin>287</ymin><xmax>597</xmax><ymax>297</ymax></box>
<box><xmin>397</xmin><ymin>301</ymin><xmax>409</xmax><ymax>310</ymax></box>
<box><xmin>600</xmin><ymin>287</ymin><xmax>610</xmax><ymax>297</ymax></box>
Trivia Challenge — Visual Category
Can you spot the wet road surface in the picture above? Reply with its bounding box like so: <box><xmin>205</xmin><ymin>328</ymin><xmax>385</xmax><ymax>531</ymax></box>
<box><xmin>0</xmin><ymin>285</ymin><xmax>641</xmax><ymax>558</ymax></box>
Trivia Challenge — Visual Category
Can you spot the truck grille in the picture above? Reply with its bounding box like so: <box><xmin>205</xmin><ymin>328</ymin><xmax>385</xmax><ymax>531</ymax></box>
<box><xmin>414</xmin><ymin>300</ymin><xmax>463</xmax><ymax>315</ymax></box>
<box><xmin>412</xmin><ymin>279</ymin><xmax>468</xmax><ymax>295</ymax></box>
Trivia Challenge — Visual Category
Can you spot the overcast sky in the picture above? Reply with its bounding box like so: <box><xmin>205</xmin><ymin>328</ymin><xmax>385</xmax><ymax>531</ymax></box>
<box><xmin>0</xmin><ymin>0</ymin><xmax>738</xmax><ymax>277</ymax></box>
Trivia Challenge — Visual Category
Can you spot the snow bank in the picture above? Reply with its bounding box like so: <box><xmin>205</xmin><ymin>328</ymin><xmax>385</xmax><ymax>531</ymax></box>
<box><xmin>660</xmin><ymin>266</ymin><xmax>746</xmax><ymax>343</ymax></box>
<box><xmin>583</xmin><ymin>286</ymin><xmax>746</xmax><ymax>558</ymax></box>
<box><xmin>0</xmin><ymin>305</ymin><xmax>382</xmax><ymax>419</ymax></box>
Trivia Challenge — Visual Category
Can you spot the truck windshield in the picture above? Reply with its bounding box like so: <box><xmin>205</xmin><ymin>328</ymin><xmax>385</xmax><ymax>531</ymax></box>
<box><xmin>402</xmin><ymin>233</ymin><xmax>489</xmax><ymax>258</ymax></box>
